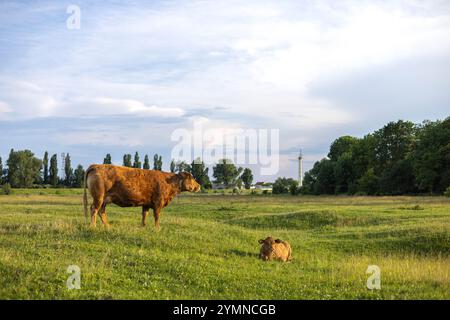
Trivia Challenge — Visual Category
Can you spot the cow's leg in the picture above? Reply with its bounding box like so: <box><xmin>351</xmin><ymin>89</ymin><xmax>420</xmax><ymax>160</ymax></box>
<box><xmin>90</xmin><ymin>196</ymin><xmax>103</xmax><ymax>227</ymax></box>
<box><xmin>153</xmin><ymin>207</ymin><xmax>161</xmax><ymax>231</ymax></box>
<box><xmin>90</xmin><ymin>204</ymin><xmax>97</xmax><ymax>226</ymax></box>
<box><xmin>141</xmin><ymin>206</ymin><xmax>150</xmax><ymax>226</ymax></box>
<box><xmin>98</xmin><ymin>200</ymin><xmax>109</xmax><ymax>226</ymax></box>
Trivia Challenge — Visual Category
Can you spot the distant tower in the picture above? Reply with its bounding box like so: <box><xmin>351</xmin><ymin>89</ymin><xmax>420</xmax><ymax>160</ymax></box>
<box><xmin>298</xmin><ymin>149</ymin><xmax>303</xmax><ymax>187</ymax></box>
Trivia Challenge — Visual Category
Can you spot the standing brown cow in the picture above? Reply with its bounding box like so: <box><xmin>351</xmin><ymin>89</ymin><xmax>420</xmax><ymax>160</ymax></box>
<box><xmin>83</xmin><ymin>164</ymin><xmax>201</xmax><ymax>229</ymax></box>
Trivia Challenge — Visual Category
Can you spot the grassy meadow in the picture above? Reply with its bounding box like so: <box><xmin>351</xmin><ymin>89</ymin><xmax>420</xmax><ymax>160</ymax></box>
<box><xmin>0</xmin><ymin>189</ymin><xmax>449</xmax><ymax>299</ymax></box>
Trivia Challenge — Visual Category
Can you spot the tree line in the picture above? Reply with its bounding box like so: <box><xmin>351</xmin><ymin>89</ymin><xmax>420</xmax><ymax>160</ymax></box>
<box><xmin>1</xmin><ymin>117</ymin><xmax>447</xmax><ymax>194</ymax></box>
<box><xmin>113</xmin><ymin>153</ymin><xmax>254</xmax><ymax>189</ymax></box>
<box><xmin>0</xmin><ymin>150</ymin><xmax>254</xmax><ymax>191</ymax></box>
<box><xmin>0</xmin><ymin>150</ymin><xmax>86</xmax><ymax>188</ymax></box>
<box><xmin>300</xmin><ymin>117</ymin><xmax>450</xmax><ymax>195</ymax></box>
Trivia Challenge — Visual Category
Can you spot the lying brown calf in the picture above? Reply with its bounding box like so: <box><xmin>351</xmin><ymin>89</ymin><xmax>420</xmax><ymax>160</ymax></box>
<box><xmin>83</xmin><ymin>164</ymin><xmax>201</xmax><ymax>229</ymax></box>
<box><xmin>258</xmin><ymin>236</ymin><xmax>293</xmax><ymax>262</ymax></box>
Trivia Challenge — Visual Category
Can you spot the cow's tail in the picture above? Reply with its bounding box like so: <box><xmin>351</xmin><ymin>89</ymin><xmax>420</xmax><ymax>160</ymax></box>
<box><xmin>83</xmin><ymin>166</ymin><xmax>93</xmax><ymax>223</ymax></box>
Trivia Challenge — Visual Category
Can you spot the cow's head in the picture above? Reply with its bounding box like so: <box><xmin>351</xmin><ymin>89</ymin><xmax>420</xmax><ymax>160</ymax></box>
<box><xmin>177</xmin><ymin>172</ymin><xmax>201</xmax><ymax>192</ymax></box>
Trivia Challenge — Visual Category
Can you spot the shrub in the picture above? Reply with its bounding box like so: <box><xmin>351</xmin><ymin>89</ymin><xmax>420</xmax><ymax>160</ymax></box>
<box><xmin>1</xmin><ymin>183</ymin><xmax>12</xmax><ymax>195</ymax></box>
<box><xmin>444</xmin><ymin>186</ymin><xmax>450</xmax><ymax>197</ymax></box>
<box><xmin>289</xmin><ymin>181</ymin><xmax>299</xmax><ymax>195</ymax></box>
<box><xmin>273</xmin><ymin>177</ymin><xmax>297</xmax><ymax>194</ymax></box>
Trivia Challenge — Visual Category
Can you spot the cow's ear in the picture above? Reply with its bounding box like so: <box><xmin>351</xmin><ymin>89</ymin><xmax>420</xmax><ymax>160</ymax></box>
<box><xmin>258</xmin><ymin>239</ymin><xmax>264</xmax><ymax>244</ymax></box>
<box><xmin>275</xmin><ymin>239</ymin><xmax>282</xmax><ymax>243</ymax></box>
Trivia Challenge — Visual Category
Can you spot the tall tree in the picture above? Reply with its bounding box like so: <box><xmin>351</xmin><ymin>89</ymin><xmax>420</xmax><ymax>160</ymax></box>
<box><xmin>43</xmin><ymin>151</ymin><xmax>49</xmax><ymax>184</ymax></box>
<box><xmin>133</xmin><ymin>152</ymin><xmax>141</xmax><ymax>168</ymax></box>
<box><xmin>303</xmin><ymin>117</ymin><xmax>450</xmax><ymax>195</ymax></box>
<box><xmin>212</xmin><ymin>159</ymin><xmax>243</xmax><ymax>187</ymax></box>
<box><xmin>303</xmin><ymin>158</ymin><xmax>336</xmax><ymax>194</ymax></box>
<box><xmin>333</xmin><ymin>152</ymin><xmax>358</xmax><ymax>194</ymax></box>
<box><xmin>73</xmin><ymin>164</ymin><xmax>85</xmax><ymax>188</ymax></box>
<box><xmin>103</xmin><ymin>154</ymin><xmax>112</xmax><ymax>164</ymax></box>
<box><xmin>349</xmin><ymin>134</ymin><xmax>376</xmax><ymax>180</ymax></box>
<box><xmin>64</xmin><ymin>153</ymin><xmax>73</xmax><ymax>186</ymax></box>
<box><xmin>190</xmin><ymin>158</ymin><xmax>211</xmax><ymax>189</ymax></box>
<box><xmin>49</xmin><ymin>154</ymin><xmax>59</xmax><ymax>187</ymax></box>
<box><xmin>373</xmin><ymin>120</ymin><xmax>417</xmax><ymax>174</ymax></box>
<box><xmin>175</xmin><ymin>161</ymin><xmax>190</xmax><ymax>173</ymax></box>
<box><xmin>153</xmin><ymin>154</ymin><xmax>162</xmax><ymax>170</ymax></box>
<box><xmin>143</xmin><ymin>154</ymin><xmax>150</xmax><ymax>169</ymax></box>
<box><xmin>241</xmin><ymin>168</ymin><xmax>253</xmax><ymax>189</ymax></box>
<box><xmin>378</xmin><ymin>158</ymin><xmax>416</xmax><ymax>195</ymax></box>
<box><xmin>411</xmin><ymin>118</ymin><xmax>450</xmax><ymax>193</ymax></box>
<box><xmin>6</xmin><ymin>149</ymin><xmax>14</xmax><ymax>184</ymax></box>
<box><xmin>0</xmin><ymin>156</ymin><xmax>3</xmax><ymax>184</ymax></box>
<box><xmin>356</xmin><ymin>168</ymin><xmax>379</xmax><ymax>195</ymax></box>
<box><xmin>153</xmin><ymin>154</ymin><xmax>158</xmax><ymax>170</ymax></box>
<box><xmin>328</xmin><ymin>136</ymin><xmax>359</xmax><ymax>161</ymax></box>
<box><xmin>123</xmin><ymin>154</ymin><xmax>132</xmax><ymax>167</ymax></box>
<box><xmin>170</xmin><ymin>159</ymin><xmax>176</xmax><ymax>173</ymax></box>
<box><xmin>6</xmin><ymin>150</ymin><xmax>42</xmax><ymax>188</ymax></box>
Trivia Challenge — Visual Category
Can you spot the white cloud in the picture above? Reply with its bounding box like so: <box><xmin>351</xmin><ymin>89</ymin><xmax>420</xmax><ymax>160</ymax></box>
<box><xmin>3</xmin><ymin>1</ymin><xmax>449</xmax><ymax>122</ymax></box>
<box><xmin>0</xmin><ymin>79</ymin><xmax>186</xmax><ymax>119</ymax></box>
<box><xmin>248</xmin><ymin>2</ymin><xmax>450</xmax><ymax>90</ymax></box>
<box><xmin>56</xmin><ymin>129</ymin><xmax>145</xmax><ymax>147</ymax></box>
<box><xmin>0</xmin><ymin>80</ymin><xmax>58</xmax><ymax>119</ymax></box>
<box><xmin>78</xmin><ymin>97</ymin><xmax>185</xmax><ymax>118</ymax></box>
<box><xmin>0</xmin><ymin>101</ymin><xmax>12</xmax><ymax>119</ymax></box>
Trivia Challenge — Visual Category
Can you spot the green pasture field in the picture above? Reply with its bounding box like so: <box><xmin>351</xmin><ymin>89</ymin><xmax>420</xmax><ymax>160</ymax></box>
<box><xmin>0</xmin><ymin>189</ymin><xmax>449</xmax><ymax>299</ymax></box>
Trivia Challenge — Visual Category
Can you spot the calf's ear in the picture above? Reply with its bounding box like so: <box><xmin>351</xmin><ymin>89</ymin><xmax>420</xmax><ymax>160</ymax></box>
<box><xmin>258</xmin><ymin>239</ymin><xmax>264</xmax><ymax>244</ymax></box>
<box><xmin>275</xmin><ymin>239</ymin><xmax>282</xmax><ymax>243</ymax></box>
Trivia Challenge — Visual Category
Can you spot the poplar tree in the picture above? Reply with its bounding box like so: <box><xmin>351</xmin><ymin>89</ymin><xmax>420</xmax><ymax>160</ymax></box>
<box><xmin>49</xmin><ymin>154</ymin><xmax>58</xmax><ymax>187</ymax></box>
<box><xmin>143</xmin><ymin>155</ymin><xmax>150</xmax><ymax>169</ymax></box>
<box><xmin>123</xmin><ymin>154</ymin><xmax>132</xmax><ymax>167</ymax></box>
<box><xmin>133</xmin><ymin>152</ymin><xmax>142</xmax><ymax>168</ymax></box>
<box><xmin>64</xmin><ymin>153</ymin><xmax>73</xmax><ymax>186</ymax></box>
<box><xmin>103</xmin><ymin>154</ymin><xmax>112</xmax><ymax>164</ymax></box>
<box><xmin>43</xmin><ymin>151</ymin><xmax>49</xmax><ymax>184</ymax></box>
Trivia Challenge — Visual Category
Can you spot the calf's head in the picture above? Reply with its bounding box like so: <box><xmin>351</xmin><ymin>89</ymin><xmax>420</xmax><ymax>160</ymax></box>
<box><xmin>258</xmin><ymin>236</ymin><xmax>282</xmax><ymax>259</ymax></box>
<box><xmin>177</xmin><ymin>172</ymin><xmax>201</xmax><ymax>192</ymax></box>
<box><xmin>258</xmin><ymin>236</ymin><xmax>282</xmax><ymax>246</ymax></box>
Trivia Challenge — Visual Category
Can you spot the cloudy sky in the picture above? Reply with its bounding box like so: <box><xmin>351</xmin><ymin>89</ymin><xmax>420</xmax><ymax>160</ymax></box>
<box><xmin>0</xmin><ymin>0</ymin><xmax>449</xmax><ymax>180</ymax></box>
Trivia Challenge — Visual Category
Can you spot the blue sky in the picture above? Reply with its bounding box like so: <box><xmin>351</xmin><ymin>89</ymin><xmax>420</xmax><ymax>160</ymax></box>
<box><xmin>0</xmin><ymin>0</ymin><xmax>449</xmax><ymax>181</ymax></box>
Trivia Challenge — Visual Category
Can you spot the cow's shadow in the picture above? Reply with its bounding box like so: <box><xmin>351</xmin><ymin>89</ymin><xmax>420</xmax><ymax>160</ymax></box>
<box><xmin>226</xmin><ymin>249</ymin><xmax>258</xmax><ymax>258</ymax></box>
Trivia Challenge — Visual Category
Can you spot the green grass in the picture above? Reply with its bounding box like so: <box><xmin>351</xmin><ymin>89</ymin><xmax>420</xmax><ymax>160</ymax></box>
<box><xmin>0</xmin><ymin>191</ymin><xmax>449</xmax><ymax>299</ymax></box>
